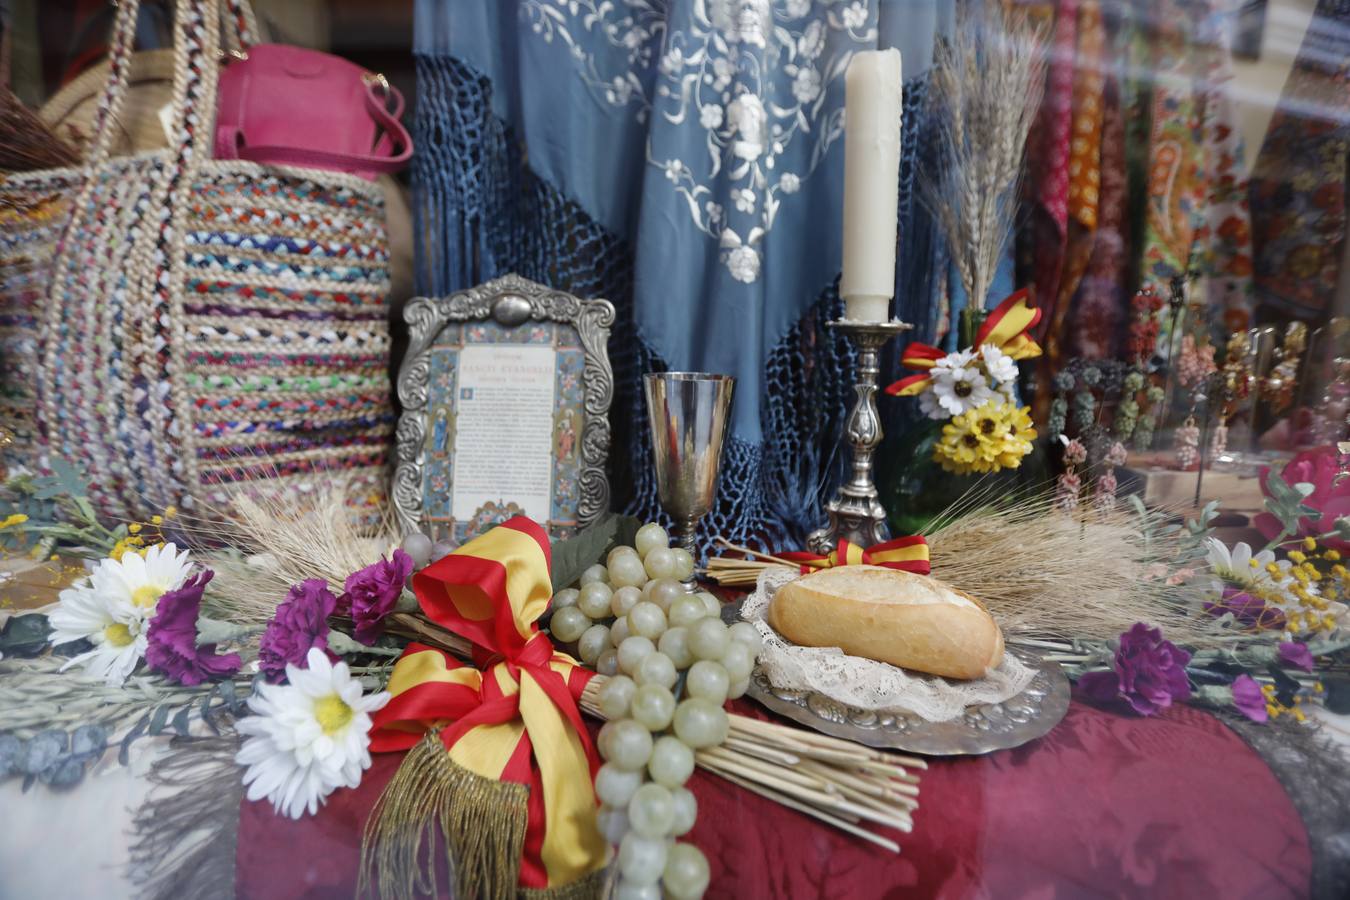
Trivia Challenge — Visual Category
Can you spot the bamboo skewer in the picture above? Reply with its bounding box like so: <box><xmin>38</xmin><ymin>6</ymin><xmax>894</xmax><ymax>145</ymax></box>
<box><xmin>713</xmin><ymin>538</ymin><xmax>802</xmax><ymax>569</ymax></box>
<box><xmin>727</xmin><ymin>713</ymin><xmax>929</xmax><ymax>771</ymax></box>
<box><xmin>705</xmin><ymin>539</ymin><xmax>803</xmax><ymax>587</ymax></box>
<box><xmin>698</xmin><ymin>746</ymin><xmax>915</xmax><ymax>833</ymax></box>
<box><xmin>712</xmin><ymin>770</ymin><xmax>903</xmax><ymax>854</ymax></box>
<box><xmin>580</xmin><ymin>676</ymin><xmax>921</xmax><ymax>852</ymax></box>
<box><xmin>720</xmin><ymin>734</ymin><xmax>802</xmax><ymax>766</ymax></box>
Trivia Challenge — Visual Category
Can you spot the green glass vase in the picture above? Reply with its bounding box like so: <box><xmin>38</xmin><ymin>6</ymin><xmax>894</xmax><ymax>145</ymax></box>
<box><xmin>875</xmin><ymin>305</ymin><xmax>1049</xmax><ymax>536</ymax></box>
<box><xmin>876</xmin><ymin>420</ymin><xmax>1050</xmax><ymax>536</ymax></box>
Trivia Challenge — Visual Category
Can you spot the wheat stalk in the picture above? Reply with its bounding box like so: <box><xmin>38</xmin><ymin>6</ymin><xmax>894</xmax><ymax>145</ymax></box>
<box><xmin>173</xmin><ymin>475</ymin><xmax>400</xmax><ymax>624</ymax></box>
<box><xmin>921</xmin><ymin>0</ymin><xmax>1048</xmax><ymax>309</ymax></box>
<box><xmin>925</xmin><ymin>495</ymin><xmax>1228</xmax><ymax>648</ymax></box>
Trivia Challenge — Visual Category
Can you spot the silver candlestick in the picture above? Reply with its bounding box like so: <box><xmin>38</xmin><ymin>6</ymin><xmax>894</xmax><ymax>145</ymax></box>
<box><xmin>807</xmin><ymin>319</ymin><xmax>912</xmax><ymax>554</ymax></box>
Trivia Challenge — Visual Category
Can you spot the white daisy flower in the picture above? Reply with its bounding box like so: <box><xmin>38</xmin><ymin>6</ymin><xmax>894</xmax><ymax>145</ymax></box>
<box><xmin>1204</xmin><ymin>538</ymin><xmax>1277</xmax><ymax>595</ymax></box>
<box><xmin>48</xmin><ymin>582</ymin><xmax>147</xmax><ymax>685</ymax></box>
<box><xmin>90</xmin><ymin>542</ymin><xmax>194</xmax><ymax>617</ymax></box>
<box><xmin>934</xmin><ymin>348</ymin><xmax>976</xmax><ymax>371</ymax></box>
<box><xmin>980</xmin><ymin>344</ymin><xmax>1019</xmax><ymax>385</ymax></box>
<box><xmin>917</xmin><ymin>388</ymin><xmax>947</xmax><ymax>420</ymax></box>
<box><xmin>236</xmin><ymin>648</ymin><xmax>390</xmax><ymax>819</ymax></box>
<box><xmin>931</xmin><ymin>360</ymin><xmax>993</xmax><ymax>416</ymax></box>
<box><xmin>1203</xmin><ymin>538</ymin><xmax>1347</xmax><ymax>636</ymax></box>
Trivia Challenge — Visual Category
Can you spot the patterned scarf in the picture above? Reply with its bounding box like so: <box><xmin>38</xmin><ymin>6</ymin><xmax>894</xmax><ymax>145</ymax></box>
<box><xmin>1043</xmin><ymin>0</ymin><xmax>1107</xmax><ymax>366</ymax></box>
<box><xmin>1250</xmin><ymin>0</ymin><xmax>1350</xmax><ymax>317</ymax></box>
<box><xmin>1066</xmin><ymin>0</ymin><xmax>1130</xmax><ymax>359</ymax></box>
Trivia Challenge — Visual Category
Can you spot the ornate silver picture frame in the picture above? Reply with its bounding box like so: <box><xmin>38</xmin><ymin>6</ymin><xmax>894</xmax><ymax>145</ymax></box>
<box><xmin>392</xmin><ymin>273</ymin><xmax>615</xmax><ymax>543</ymax></box>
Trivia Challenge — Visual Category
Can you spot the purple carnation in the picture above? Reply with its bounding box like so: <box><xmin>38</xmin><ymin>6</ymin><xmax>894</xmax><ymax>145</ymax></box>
<box><xmin>1278</xmin><ymin>641</ymin><xmax>1315</xmax><ymax>672</ymax></box>
<box><xmin>1231</xmin><ymin>674</ymin><xmax>1269</xmax><ymax>723</ymax></box>
<box><xmin>342</xmin><ymin>549</ymin><xmax>414</xmax><ymax>645</ymax></box>
<box><xmin>1077</xmin><ymin>623</ymin><xmax>1192</xmax><ymax>716</ymax></box>
<box><xmin>258</xmin><ymin>579</ymin><xmax>339</xmax><ymax>683</ymax></box>
<box><xmin>1203</xmin><ymin>587</ymin><xmax>1286</xmax><ymax>630</ymax></box>
<box><xmin>145</xmin><ymin>571</ymin><xmax>242</xmax><ymax>686</ymax></box>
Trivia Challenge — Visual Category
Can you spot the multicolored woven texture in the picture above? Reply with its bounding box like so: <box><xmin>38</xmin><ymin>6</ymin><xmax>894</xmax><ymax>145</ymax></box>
<box><xmin>0</xmin><ymin>0</ymin><xmax>392</xmax><ymax>518</ymax></box>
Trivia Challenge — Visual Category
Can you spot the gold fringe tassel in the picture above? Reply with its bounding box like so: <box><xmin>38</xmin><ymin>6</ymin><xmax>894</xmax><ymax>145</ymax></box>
<box><xmin>359</xmin><ymin>734</ymin><xmax>530</xmax><ymax>900</ymax></box>
<box><xmin>519</xmin><ymin>867</ymin><xmax>609</xmax><ymax>900</ymax></box>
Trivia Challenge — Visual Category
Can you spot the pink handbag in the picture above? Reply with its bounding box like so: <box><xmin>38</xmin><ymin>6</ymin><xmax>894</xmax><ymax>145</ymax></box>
<box><xmin>214</xmin><ymin>44</ymin><xmax>412</xmax><ymax>179</ymax></box>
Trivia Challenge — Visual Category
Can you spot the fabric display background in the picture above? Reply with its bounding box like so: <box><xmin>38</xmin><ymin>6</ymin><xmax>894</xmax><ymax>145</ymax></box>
<box><xmin>410</xmin><ymin>0</ymin><xmax>954</xmax><ymax>551</ymax></box>
<box><xmin>1024</xmin><ymin>0</ymin><xmax>1262</xmax><ymax>381</ymax></box>
<box><xmin>410</xmin><ymin>0</ymin><xmax>1350</xmax><ymax>545</ymax></box>
<box><xmin>1250</xmin><ymin>0</ymin><xmax>1350</xmax><ymax>319</ymax></box>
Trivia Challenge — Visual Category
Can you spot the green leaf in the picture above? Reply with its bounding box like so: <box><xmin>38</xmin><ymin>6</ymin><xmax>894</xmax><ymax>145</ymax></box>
<box><xmin>171</xmin><ymin>706</ymin><xmax>193</xmax><ymax>737</ymax></box>
<box><xmin>31</xmin><ymin>459</ymin><xmax>89</xmax><ymax>500</ymax></box>
<box><xmin>1186</xmin><ymin>500</ymin><xmax>1220</xmax><ymax>534</ymax></box>
<box><xmin>200</xmin><ymin>692</ymin><xmax>220</xmax><ymax>735</ymax></box>
<box><xmin>148</xmin><ymin>704</ymin><xmax>171</xmax><ymax>736</ymax></box>
<box><xmin>1263</xmin><ymin>472</ymin><xmax>1319</xmax><ymax>534</ymax></box>
<box><xmin>218</xmin><ymin>679</ymin><xmax>243</xmax><ymax>715</ymax></box>
<box><xmin>119</xmin><ymin>714</ymin><xmax>150</xmax><ymax>766</ymax></box>
<box><xmin>1266</xmin><ymin>471</ymin><xmax>1300</xmax><ymax>507</ymax></box>
<box><xmin>549</xmin><ymin>513</ymin><xmax>620</xmax><ymax>593</ymax></box>
<box><xmin>0</xmin><ymin>614</ymin><xmax>51</xmax><ymax>657</ymax></box>
<box><xmin>1335</xmin><ymin>518</ymin><xmax>1350</xmax><ymax>542</ymax></box>
<box><xmin>611</xmin><ymin>515</ymin><xmax>643</xmax><ymax>554</ymax></box>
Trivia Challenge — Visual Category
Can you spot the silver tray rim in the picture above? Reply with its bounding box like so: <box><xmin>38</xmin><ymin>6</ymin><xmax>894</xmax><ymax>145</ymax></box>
<box><xmin>744</xmin><ymin>649</ymin><xmax>1072</xmax><ymax>756</ymax></box>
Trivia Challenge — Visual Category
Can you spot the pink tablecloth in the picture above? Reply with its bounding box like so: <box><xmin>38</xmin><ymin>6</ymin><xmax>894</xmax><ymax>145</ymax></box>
<box><xmin>236</xmin><ymin>701</ymin><xmax>1311</xmax><ymax>898</ymax></box>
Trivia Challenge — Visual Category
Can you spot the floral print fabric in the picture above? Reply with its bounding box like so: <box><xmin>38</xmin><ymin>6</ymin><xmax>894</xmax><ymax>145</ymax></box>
<box><xmin>1249</xmin><ymin>0</ymin><xmax>1350</xmax><ymax>317</ymax></box>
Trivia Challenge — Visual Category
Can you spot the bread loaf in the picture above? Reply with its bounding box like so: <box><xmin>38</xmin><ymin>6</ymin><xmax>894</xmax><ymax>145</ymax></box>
<box><xmin>767</xmin><ymin>565</ymin><xmax>1004</xmax><ymax>680</ymax></box>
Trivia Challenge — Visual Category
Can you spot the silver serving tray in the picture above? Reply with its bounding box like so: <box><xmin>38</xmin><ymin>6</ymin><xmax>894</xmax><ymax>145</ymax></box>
<box><xmin>745</xmin><ymin>650</ymin><xmax>1071</xmax><ymax>756</ymax></box>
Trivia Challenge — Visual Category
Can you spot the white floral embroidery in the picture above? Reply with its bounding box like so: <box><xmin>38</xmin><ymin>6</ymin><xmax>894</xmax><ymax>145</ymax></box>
<box><xmin>521</xmin><ymin>0</ymin><xmax>879</xmax><ymax>282</ymax></box>
<box><xmin>840</xmin><ymin>2</ymin><xmax>869</xmax><ymax>30</ymax></box>
<box><xmin>523</xmin><ymin>0</ymin><xmax>667</xmax><ymax>117</ymax></box>
<box><xmin>792</xmin><ymin>67</ymin><xmax>822</xmax><ymax>103</ymax></box>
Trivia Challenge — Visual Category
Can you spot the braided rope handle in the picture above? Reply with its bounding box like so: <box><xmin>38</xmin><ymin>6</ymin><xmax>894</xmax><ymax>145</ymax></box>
<box><xmin>80</xmin><ymin>0</ymin><xmax>251</xmax><ymax>170</ymax></box>
<box><xmin>224</xmin><ymin>0</ymin><xmax>261</xmax><ymax>51</ymax></box>
<box><xmin>79</xmin><ymin>0</ymin><xmax>141</xmax><ymax>170</ymax></box>
<box><xmin>41</xmin><ymin>0</ymin><xmax>233</xmax><ymax>514</ymax></box>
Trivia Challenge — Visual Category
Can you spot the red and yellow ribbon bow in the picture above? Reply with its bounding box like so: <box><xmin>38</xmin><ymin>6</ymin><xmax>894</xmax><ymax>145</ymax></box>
<box><xmin>779</xmin><ymin>534</ymin><xmax>930</xmax><ymax>575</ymax></box>
<box><xmin>369</xmin><ymin>517</ymin><xmax>605</xmax><ymax>891</ymax></box>
<box><xmin>884</xmin><ymin>289</ymin><xmax>1043</xmax><ymax>397</ymax></box>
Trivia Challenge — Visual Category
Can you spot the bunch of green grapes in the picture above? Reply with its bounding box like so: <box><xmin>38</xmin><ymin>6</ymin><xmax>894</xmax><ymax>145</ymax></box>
<box><xmin>548</xmin><ymin>523</ymin><xmax>761</xmax><ymax>900</ymax></box>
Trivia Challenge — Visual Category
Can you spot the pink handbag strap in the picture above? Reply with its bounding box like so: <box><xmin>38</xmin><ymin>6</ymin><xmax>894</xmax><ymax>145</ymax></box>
<box><xmin>232</xmin><ymin>78</ymin><xmax>413</xmax><ymax>173</ymax></box>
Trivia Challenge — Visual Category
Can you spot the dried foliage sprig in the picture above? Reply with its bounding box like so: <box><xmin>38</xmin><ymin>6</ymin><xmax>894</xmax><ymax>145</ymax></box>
<box><xmin>922</xmin><ymin>483</ymin><xmax>1233</xmax><ymax>650</ymax></box>
<box><xmin>0</xmin><ymin>655</ymin><xmax>244</xmax><ymax>741</ymax></box>
<box><xmin>0</xmin><ymin>86</ymin><xmax>80</xmax><ymax>171</ymax></box>
<box><xmin>182</xmin><ymin>482</ymin><xmax>399</xmax><ymax>625</ymax></box>
<box><xmin>921</xmin><ymin>0</ymin><xmax>1048</xmax><ymax>310</ymax></box>
<box><xmin>710</xmin><ymin>480</ymin><xmax>1234</xmax><ymax>650</ymax></box>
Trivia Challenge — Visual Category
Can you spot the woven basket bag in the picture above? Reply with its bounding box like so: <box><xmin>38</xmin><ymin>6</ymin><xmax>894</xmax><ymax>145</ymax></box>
<box><xmin>0</xmin><ymin>0</ymin><xmax>394</xmax><ymax>519</ymax></box>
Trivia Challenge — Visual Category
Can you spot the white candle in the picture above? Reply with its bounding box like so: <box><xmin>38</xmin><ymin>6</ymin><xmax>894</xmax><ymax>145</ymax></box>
<box><xmin>840</xmin><ymin>48</ymin><xmax>903</xmax><ymax>323</ymax></box>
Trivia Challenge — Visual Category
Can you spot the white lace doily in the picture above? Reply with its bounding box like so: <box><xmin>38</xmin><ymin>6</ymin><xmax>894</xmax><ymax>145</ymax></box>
<box><xmin>742</xmin><ymin>568</ymin><xmax>1036</xmax><ymax>723</ymax></box>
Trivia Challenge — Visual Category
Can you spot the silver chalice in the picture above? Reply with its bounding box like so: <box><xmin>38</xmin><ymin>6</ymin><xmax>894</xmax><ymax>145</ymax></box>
<box><xmin>643</xmin><ymin>372</ymin><xmax>735</xmax><ymax>588</ymax></box>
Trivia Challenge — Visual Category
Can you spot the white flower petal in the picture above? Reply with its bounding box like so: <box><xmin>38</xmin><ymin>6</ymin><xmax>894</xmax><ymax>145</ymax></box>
<box><xmin>234</xmin><ymin>651</ymin><xmax>384</xmax><ymax>819</ymax></box>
